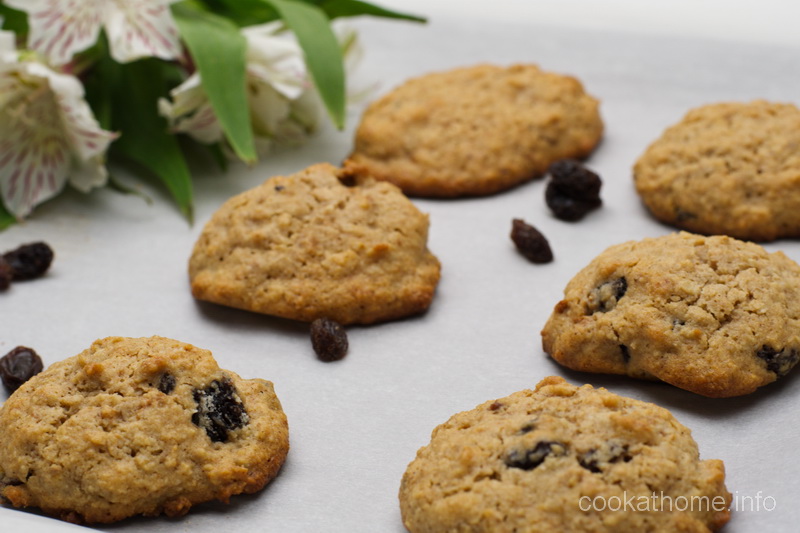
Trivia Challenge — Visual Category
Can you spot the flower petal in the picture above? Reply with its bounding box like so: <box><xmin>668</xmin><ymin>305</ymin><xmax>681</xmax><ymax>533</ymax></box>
<box><xmin>243</xmin><ymin>24</ymin><xmax>308</xmax><ymax>100</ymax></box>
<box><xmin>0</xmin><ymin>67</ymin><xmax>71</xmax><ymax>217</ymax></box>
<box><xmin>6</xmin><ymin>0</ymin><xmax>106</xmax><ymax>67</ymax></box>
<box><xmin>105</xmin><ymin>0</ymin><xmax>182</xmax><ymax>63</ymax></box>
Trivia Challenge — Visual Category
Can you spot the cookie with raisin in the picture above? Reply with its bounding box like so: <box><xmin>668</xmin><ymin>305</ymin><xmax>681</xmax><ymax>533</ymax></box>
<box><xmin>399</xmin><ymin>376</ymin><xmax>730</xmax><ymax>532</ymax></box>
<box><xmin>189</xmin><ymin>163</ymin><xmax>441</xmax><ymax>325</ymax></box>
<box><xmin>541</xmin><ymin>232</ymin><xmax>800</xmax><ymax>397</ymax></box>
<box><xmin>634</xmin><ymin>100</ymin><xmax>800</xmax><ymax>241</ymax></box>
<box><xmin>343</xmin><ymin>64</ymin><xmax>603</xmax><ymax>197</ymax></box>
<box><xmin>0</xmin><ymin>336</ymin><xmax>289</xmax><ymax>523</ymax></box>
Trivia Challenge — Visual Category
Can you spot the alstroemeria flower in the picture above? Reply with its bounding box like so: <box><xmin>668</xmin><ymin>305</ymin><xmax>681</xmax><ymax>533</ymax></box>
<box><xmin>5</xmin><ymin>0</ymin><xmax>181</xmax><ymax>66</ymax></box>
<box><xmin>0</xmin><ymin>31</ymin><xmax>117</xmax><ymax>218</ymax></box>
<box><xmin>160</xmin><ymin>23</ymin><xmax>359</xmax><ymax>156</ymax></box>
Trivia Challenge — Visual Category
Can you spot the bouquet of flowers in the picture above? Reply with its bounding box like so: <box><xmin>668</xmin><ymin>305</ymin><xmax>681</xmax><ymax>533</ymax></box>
<box><xmin>0</xmin><ymin>0</ymin><xmax>423</xmax><ymax>227</ymax></box>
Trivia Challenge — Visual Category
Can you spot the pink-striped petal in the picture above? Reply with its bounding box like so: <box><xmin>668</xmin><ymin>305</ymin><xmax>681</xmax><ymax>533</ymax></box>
<box><xmin>6</xmin><ymin>0</ymin><xmax>106</xmax><ymax>67</ymax></box>
<box><xmin>105</xmin><ymin>0</ymin><xmax>181</xmax><ymax>63</ymax></box>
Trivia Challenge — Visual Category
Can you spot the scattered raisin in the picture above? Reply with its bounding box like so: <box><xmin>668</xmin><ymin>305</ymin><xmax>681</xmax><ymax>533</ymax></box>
<box><xmin>510</xmin><ymin>219</ymin><xmax>553</xmax><ymax>264</ymax></box>
<box><xmin>158</xmin><ymin>373</ymin><xmax>176</xmax><ymax>394</ymax></box>
<box><xmin>505</xmin><ymin>441</ymin><xmax>565</xmax><ymax>470</ymax></box>
<box><xmin>756</xmin><ymin>345</ymin><xmax>800</xmax><ymax>377</ymax></box>
<box><xmin>274</xmin><ymin>185</ymin><xmax>285</xmax><ymax>192</ymax></box>
<box><xmin>310</xmin><ymin>318</ymin><xmax>349</xmax><ymax>362</ymax></box>
<box><xmin>3</xmin><ymin>242</ymin><xmax>54</xmax><ymax>281</ymax></box>
<box><xmin>579</xmin><ymin>442</ymin><xmax>632</xmax><ymax>473</ymax></box>
<box><xmin>545</xmin><ymin>159</ymin><xmax>602</xmax><ymax>221</ymax></box>
<box><xmin>0</xmin><ymin>258</ymin><xmax>11</xmax><ymax>291</ymax></box>
<box><xmin>0</xmin><ymin>346</ymin><xmax>44</xmax><ymax>392</ymax></box>
<box><xmin>488</xmin><ymin>401</ymin><xmax>504</xmax><ymax>411</ymax></box>
<box><xmin>518</xmin><ymin>421</ymin><xmax>537</xmax><ymax>434</ymax></box>
<box><xmin>192</xmin><ymin>378</ymin><xmax>249</xmax><ymax>443</ymax></box>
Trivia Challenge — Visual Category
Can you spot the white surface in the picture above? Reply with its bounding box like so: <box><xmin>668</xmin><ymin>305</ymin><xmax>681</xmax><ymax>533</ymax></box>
<box><xmin>2</xmin><ymin>3</ymin><xmax>800</xmax><ymax>532</ymax></box>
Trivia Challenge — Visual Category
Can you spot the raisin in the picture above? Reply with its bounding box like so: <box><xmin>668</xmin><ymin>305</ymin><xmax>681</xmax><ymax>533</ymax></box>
<box><xmin>3</xmin><ymin>242</ymin><xmax>54</xmax><ymax>281</ymax></box>
<box><xmin>274</xmin><ymin>185</ymin><xmax>285</xmax><ymax>192</ymax></box>
<box><xmin>158</xmin><ymin>373</ymin><xmax>176</xmax><ymax>394</ymax></box>
<box><xmin>510</xmin><ymin>219</ymin><xmax>553</xmax><ymax>264</ymax></box>
<box><xmin>579</xmin><ymin>442</ymin><xmax>632</xmax><ymax>473</ymax></box>
<box><xmin>488</xmin><ymin>401</ymin><xmax>504</xmax><ymax>411</ymax></box>
<box><xmin>518</xmin><ymin>421</ymin><xmax>537</xmax><ymax>434</ymax></box>
<box><xmin>505</xmin><ymin>441</ymin><xmax>565</xmax><ymax>470</ymax></box>
<box><xmin>0</xmin><ymin>346</ymin><xmax>44</xmax><ymax>392</ymax></box>
<box><xmin>192</xmin><ymin>378</ymin><xmax>249</xmax><ymax>443</ymax></box>
<box><xmin>0</xmin><ymin>257</ymin><xmax>11</xmax><ymax>291</ymax></box>
<box><xmin>756</xmin><ymin>345</ymin><xmax>800</xmax><ymax>377</ymax></box>
<box><xmin>310</xmin><ymin>318</ymin><xmax>348</xmax><ymax>362</ymax></box>
<box><xmin>620</xmin><ymin>345</ymin><xmax>630</xmax><ymax>364</ymax></box>
<box><xmin>545</xmin><ymin>159</ymin><xmax>602</xmax><ymax>221</ymax></box>
<box><xmin>589</xmin><ymin>277</ymin><xmax>627</xmax><ymax>313</ymax></box>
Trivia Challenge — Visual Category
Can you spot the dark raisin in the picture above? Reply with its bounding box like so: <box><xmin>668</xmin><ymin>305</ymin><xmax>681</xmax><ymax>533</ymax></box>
<box><xmin>505</xmin><ymin>441</ymin><xmax>565</xmax><ymax>470</ymax></box>
<box><xmin>0</xmin><ymin>257</ymin><xmax>11</xmax><ymax>290</ymax></box>
<box><xmin>488</xmin><ymin>401</ymin><xmax>504</xmax><ymax>411</ymax></box>
<box><xmin>756</xmin><ymin>345</ymin><xmax>800</xmax><ymax>377</ymax></box>
<box><xmin>192</xmin><ymin>378</ymin><xmax>249</xmax><ymax>443</ymax></box>
<box><xmin>274</xmin><ymin>185</ymin><xmax>285</xmax><ymax>192</ymax></box>
<box><xmin>578</xmin><ymin>443</ymin><xmax>632</xmax><ymax>473</ymax></box>
<box><xmin>158</xmin><ymin>373</ymin><xmax>176</xmax><ymax>394</ymax></box>
<box><xmin>589</xmin><ymin>277</ymin><xmax>627</xmax><ymax>313</ymax></box>
<box><xmin>310</xmin><ymin>318</ymin><xmax>348</xmax><ymax>362</ymax></box>
<box><xmin>620</xmin><ymin>345</ymin><xmax>630</xmax><ymax>364</ymax></box>
<box><xmin>0</xmin><ymin>346</ymin><xmax>44</xmax><ymax>392</ymax></box>
<box><xmin>675</xmin><ymin>209</ymin><xmax>697</xmax><ymax>222</ymax></box>
<box><xmin>3</xmin><ymin>242</ymin><xmax>54</xmax><ymax>281</ymax></box>
<box><xmin>510</xmin><ymin>219</ymin><xmax>553</xmax><ymax>264</ymax></box>
<box><xmin>545</xmin><ymin>159</ymin><xmax>602</xmax><ymax>221</ymax></box>
<box><xmin>518</xmin><ymin>421</ymin><xmax>536</xmax><ymax>434</ymax></box>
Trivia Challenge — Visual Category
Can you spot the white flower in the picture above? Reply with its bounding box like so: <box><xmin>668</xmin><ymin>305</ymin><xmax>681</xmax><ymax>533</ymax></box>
<box><xmin>0</xmin><ymin>31</ymin><xmax>117</xmax><ymax>218</ymax></box>
<box><xmin>5</xmin><ymin>0</ymin><xmax>181</xmax><ymax>66</ymax></box>
<box><xmin>159</xmin><ymin>22</ymin><xmax>341</xmax><ymax>156</ymax></box>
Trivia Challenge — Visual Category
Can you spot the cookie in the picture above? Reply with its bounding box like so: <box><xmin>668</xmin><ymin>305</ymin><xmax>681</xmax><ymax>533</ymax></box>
<box><xmin>189</xmin><ymin>163</ymin><xmax>441</xmax><ymax>325</ymax></box>
<box><xmin>343</xmin><ymin>64</ymin><xmax>603</xmax><ymax>197</ymax></box>
<box><xmin>399</xmin><ymin>376</ymin><xmax>730</xmax><ymax>533</ymax></box>
<box><xmin>541</xmin><ymin>232</ymin><xmax>800</xmax><ymax>397</ymax></box>
<box><xmin>634</xmin><ymin>100</ymin><xmax>800</xmax><ymax>241</ymax></box>
<box><xmin>0</xmin><ymin>336</ymin><xmax>289</xmax><ymax>523</ymax></box>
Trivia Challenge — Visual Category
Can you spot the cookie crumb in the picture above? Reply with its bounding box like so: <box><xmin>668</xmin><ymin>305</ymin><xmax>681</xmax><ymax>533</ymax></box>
<box><xmin>310</xmin><ymin>318</ymin><xmax>349</xmax><ymax>362</ymax></box>
<box><xmin>511</xmin><ymin>219</ymin><xmax>553</xmax><ymax>264</ymax></box>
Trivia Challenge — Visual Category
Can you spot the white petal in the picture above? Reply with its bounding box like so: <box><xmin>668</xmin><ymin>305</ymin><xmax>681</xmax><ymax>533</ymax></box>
<box><xmin>68</xmin><ymin>153</ymin><xmax>108</xmax><ymax>192</ymax></box>
<box><xmin>0</xmin><ymin>30</ymin><xmax>17</xmax><ymax>55</ymax></box>
<box><xmin>244</xmin><ymin>26</ymin><xmax>308</xmax><ymax>100</ymax></box>
<box><xmin>248</xmin><ymin>81</ymin><xmax>291</xmax><ymax>138</ymax></box>
<box><xmin>105</xmin><ymin>0</ymin><xmax>181</xmax><ymax>63</ymax></box>
<box><xmin>7</xmin><ymin>0</ymin><xmax>106</xmax><ymax>67</ymax></box>
<box><xmin>0</xmin><ymin>68</ymin><xmax>71</xmax><ymax>217</ymax></box>
<box><xmin>169</xmin><ymin>101</ymin><xmax>224</xmax><ymax>144</ymax></box>
<box><xmin>159</xmin><ymin>74</ymin><xmax>224</xmax><ymax>144</ymax></box>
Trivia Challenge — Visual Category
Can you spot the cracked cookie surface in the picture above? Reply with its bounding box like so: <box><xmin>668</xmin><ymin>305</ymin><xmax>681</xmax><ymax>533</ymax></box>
<box><xmin>0</xmin><ymin>336</ymin><xmax>289</xmax><ymax>523</ymax></box>
<box><xmin>634</xmin><ymin>100</ymin><xmax>800</xmax><ymax>241</ymax></box>
<box><xmin>399</xmin><ymin>376</ymin><xmax>730</xmax><ymax>533</ymax></box>
<box><xmin>189</xmin><ymin>163</ymin><xmax>441</xmax><ymax>325</ymax></box>
<box><xmin>541</xmin><ymin>232</ymin><xmax>800</xmax><ymax>397</ymax></box>
<box><xmin>343</xmin><ymin>64</ymin><xmax>603</xmax><ymax>197</ymax></box>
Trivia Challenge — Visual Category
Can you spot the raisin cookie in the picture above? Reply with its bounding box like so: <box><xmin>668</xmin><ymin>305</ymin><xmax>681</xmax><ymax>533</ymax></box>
<box><xmin>634</xmin><ymin>100</ymin><xmax>800</xmax><ymax>241</ymax></box>
<box><xmin>0</xmin><ymin>336</ymin><xmax>289</xmax><ymax>523</ymax></box>
<box><xmin>400</xmin><ymin>376</ymin><xmax>730</xmax><ymax>533</ymax></box>
<box><xmin>542</xmin><ymin>232</ymin><xmax>800</xmax><ymax>397</ymax></box>
<box><xmin>343</xmin><ymin>64</ymin><xmax>603</xmax><ymax>197</ymax></box>
<box><xmin>189</xmin><ymin>163</ymin><xmax>441</xmax><ymax>325</ymax></box>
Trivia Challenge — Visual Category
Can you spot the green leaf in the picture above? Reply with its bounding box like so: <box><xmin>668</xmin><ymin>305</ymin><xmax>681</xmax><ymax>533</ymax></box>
<box><xmin>318</xmin><ymin>0</ymin><xmax>426</xmax><ymax>22</ymax></box>
<box><xmin>107</xmin><ymin>59</ymin><xmax>194</xmax><ymax>221</ymax></box>
<box><xmin>173</xmin><ymin>4</ymin><xmax>257</xmax><ymax>163</ymax></box>
<box><xmin>0</xmin><ymin>6</ymin><xmax>29</xmax><ymax>36</ymax></box>
<box><xmin>260</xmin><ymin>0</ymin><xmax>346</xmax><ymax>129</ymax></box>
<box><xmin>193</xmin><ymin>0</ymin><xmax>280</xmax><ymax>26</ymax></box>
<box><xmin>0</xmin><ymin>197</ymin><xmax>15</xmax><ymax>230</ymax></box>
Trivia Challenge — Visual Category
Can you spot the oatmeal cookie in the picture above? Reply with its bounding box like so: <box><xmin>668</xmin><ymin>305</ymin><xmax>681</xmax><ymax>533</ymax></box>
<box><xmin>0</xmin><ymin>336</ymin><xmax>289</xmax><ymax>523</ymax></box>
<box><xmin>189</xmin><ymin>163</ymin><xmax>441</xmax><ymax>325</ymax></box>
<box><xmin>400</xmin><ymin>376</ymin><xmax>730</xmax><ymax>532</ymax></box>
<box><xmin>634</xmin><ymin>100</ymin><xmax>800</xmax><ymax>241</ymax></box>
<box><xmin>541</xmin><ymin>232</ymin><xmax>800</xmax><ymax>397</ymax></box>
<box><xmin>344</xmin><ymin>64</ymin><xmax>603</xmax><ymax>197</ymax></box>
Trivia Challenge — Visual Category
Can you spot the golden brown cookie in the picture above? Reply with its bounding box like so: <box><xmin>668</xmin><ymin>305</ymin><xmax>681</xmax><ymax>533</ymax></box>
<box><xmin>400</xmin><ymin>376</ymin><xmax>730</xmax><ymax>532</ymax></box>
<box><xmin>634</xmin><ymin>100</ymin><xmax>800</xmax><ymax>241</ymax></box>
<box><xmin>541</xmin><ymin>232</ymin><xmax>800</xmax><ymax>397</ymax></box>
<box><xmin>343</xmin><ymin>64</ymin><xmax>603</xmax><ymax>197</ymax></box>
<box><xmin>0</xmin><ymin>336</ymin><xmax>289</xmax><ymax>523</ymax></box>
<box><xmin>189</xmin><ymin>163</ymin><xmax>441</xmax><ymax>325</ymax></box>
